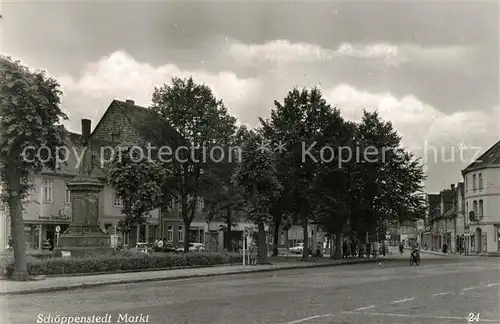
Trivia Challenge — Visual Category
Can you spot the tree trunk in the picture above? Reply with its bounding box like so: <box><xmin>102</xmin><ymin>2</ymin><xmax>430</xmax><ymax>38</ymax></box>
<box><xmin>334</xmin><ymin>231</ymin><xmax>342</xmax><ymax>259</ymax></box>
<box><xmin>7</xmin><ymin>168</ymin><xmax>29</xmax><ymax>281</ymax></box>
<box><xmin>302</xmin><ymin>214</ymin><xmax>309</xmax><ymax>260</ymax></box>
<box><xmin>226</xmin><ymin>206</ymin><xmax>233</xmax><ymax>252</ymax></box>
<box><xmin>272</xmin><ymin>217</ymin><xmax>281</xmax><ymax>256</ymax></box>
<box><xmin>329</xmin><ymin>234</ymin><xmax>335</xmax><ymax>259</ymax></box>
<box><xmin>257</xmin><ymin>222</ymin><xmax>269</xmax><ymax>264</ymax></box>
<box><xmin>183</xmin><ymin>218</ymin><xmax>191</xmax><ymax>252</ymax></box>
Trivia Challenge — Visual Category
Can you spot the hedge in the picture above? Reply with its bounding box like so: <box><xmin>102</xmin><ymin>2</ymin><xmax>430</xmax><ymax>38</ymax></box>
<box><xmin>2</xmin><ymin>252</ymin><xmax>243</xmax><ymax>276</ymax></box>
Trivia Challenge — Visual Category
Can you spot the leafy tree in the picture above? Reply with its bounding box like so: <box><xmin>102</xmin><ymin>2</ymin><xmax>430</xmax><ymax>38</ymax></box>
<box><xmin>232</xmin><ymin>132</ymin><xmax>282</xmax><ymax>264</ymax></box>
<box><xmin>106</xmin><ymin>145</ymin><xmax>164</xmax><ymax>247</ymax></box>
<box><xmin>260</xmin><ymin>87</ymin><xmax>331</xmax><ymax>259</ymax></box>
<box><xmin>201</xmin><ymin>125</ymin><xmax>250</xmax><ymax>251</ymax></box>
<box><xmin>149</xmin><ymin>77</ymin><xmax>237</xmax><ymax>252</ymax></box>
<box><xmin>0</xmin><ymin>56</ymin><xmax>67</xmax><ymax>280</ymax></box>
<box><xmin>354</xmin><ymin>111</ymin><xmax>426</xmax><ymax>240</ymax></box>
<box><xmin>313</xmin><ymin>114</ymin><xmax>358</xmax><ymax>258</ymax></box>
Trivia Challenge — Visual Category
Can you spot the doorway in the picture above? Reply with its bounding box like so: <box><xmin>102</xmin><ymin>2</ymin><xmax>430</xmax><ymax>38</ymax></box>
<box><xmin>475</xmin><ymin>227</ymin><xmax>482</xmax><ymax>253</ymax></box>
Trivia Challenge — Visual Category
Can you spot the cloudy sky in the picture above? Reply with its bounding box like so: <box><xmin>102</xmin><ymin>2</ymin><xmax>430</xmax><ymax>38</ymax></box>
<box><xmin>1</xmin><ymin>1</ymin><xmax>498</xmax><ymax>192</ymax></box>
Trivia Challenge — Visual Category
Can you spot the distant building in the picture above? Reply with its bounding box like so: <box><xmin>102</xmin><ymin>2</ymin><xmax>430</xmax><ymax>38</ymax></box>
<box><xmin>462</xmin><ymin>140</ymin><xmax>500</xmax><ymax>255</ymax></box>
<box><xmin>429</xmin><ymin>187</ymin><xmax>454</xmax><ymax>251</ymax></box>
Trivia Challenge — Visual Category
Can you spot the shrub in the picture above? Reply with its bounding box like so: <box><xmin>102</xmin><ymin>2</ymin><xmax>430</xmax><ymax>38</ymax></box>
<box><xmin>27</xmin><ymin>251</ymin><xmax>53</xmax><ymax>260</ymax></box>
<box><xmin>3</xmin><ymin>252</ymin><xmax>243</xmax><ymax>276</ymax></box>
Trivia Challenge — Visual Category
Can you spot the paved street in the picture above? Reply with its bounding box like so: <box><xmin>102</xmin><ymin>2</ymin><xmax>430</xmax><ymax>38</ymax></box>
<box><xmin>2</xmin><ymin>255</ymin><xmax>499</xmax><ymax>324</ymax></box>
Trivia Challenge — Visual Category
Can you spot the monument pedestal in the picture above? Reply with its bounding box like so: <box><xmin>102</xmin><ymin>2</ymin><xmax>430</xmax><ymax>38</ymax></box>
<box><xmin>54</xmin><ymin>176</ymin><xmax>113</xmax><ymax>257</ymax></box>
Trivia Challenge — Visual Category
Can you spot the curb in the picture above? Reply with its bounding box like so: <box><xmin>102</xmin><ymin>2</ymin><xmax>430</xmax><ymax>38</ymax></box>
<box><xmin>0</xmin><ymin>258</ymin><xmax>384</xmax><ymax>296</ymax></box>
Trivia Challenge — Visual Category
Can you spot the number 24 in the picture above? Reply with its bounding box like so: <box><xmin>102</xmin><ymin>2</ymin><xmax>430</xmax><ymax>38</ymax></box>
<box><xmin>468</xmin><ymin>313</ymin><xmax>480</xmax><ymax>322</ymax></box>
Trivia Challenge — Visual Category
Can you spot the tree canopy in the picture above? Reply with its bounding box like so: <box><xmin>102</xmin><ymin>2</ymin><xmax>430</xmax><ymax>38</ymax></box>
<box><xmin>0</xmin><ymin>56</ymin><xmax>68</xmax><ymax>280</ymax></box>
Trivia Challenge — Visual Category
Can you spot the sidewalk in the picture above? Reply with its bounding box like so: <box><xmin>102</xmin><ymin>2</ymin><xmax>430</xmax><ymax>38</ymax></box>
<box><xmin>405</xmin><ymin>247</ymin><xmax>479</xmax><ymax>257</ymax></box>
<box><xmin>0</xmin><ymin>257</ymin><xmax>382</xmax><ymax>296</ymax></box>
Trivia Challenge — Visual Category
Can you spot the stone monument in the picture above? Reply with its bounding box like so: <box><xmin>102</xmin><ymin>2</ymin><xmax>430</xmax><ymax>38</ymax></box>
<box><xmin>54</xmin><ymin>119</ymin><xmax>112</xmax><ymax>257</ymax></box>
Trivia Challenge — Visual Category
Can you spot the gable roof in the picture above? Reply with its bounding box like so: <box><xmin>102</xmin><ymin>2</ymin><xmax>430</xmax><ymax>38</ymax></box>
<box><xmin>463</xmin><ymin>140</ymin><xmax>500</xmax><ymax>172</ymax></box>
<box><xmin>92</xmin><ymin>99</ymin><xmax>181</xmax><ymax>146</ymax></box>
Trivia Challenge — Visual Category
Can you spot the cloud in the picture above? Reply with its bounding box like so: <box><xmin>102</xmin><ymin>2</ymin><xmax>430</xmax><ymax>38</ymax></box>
<box><xmin>323</xmin><ymin>83</ymin><xmax>493</xmax><ymax>146</ymax></box>
<box><xmin>228</xmin><ymin>40</ymin><xmax>470</xmax><ymax>67</ymax></box>
<box><xmin>322</xmin><ymin>83</ymin><xmax>496</xmax><ymax>181</ymax></box>
<box><xmin>56</xmin><ymin>51</ymin><xmax>262</xmax><ymax>132</ymax></box>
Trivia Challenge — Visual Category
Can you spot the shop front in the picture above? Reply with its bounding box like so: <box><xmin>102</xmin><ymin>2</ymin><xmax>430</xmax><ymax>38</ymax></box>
<box><xmin>25</xmin><ymin>220</ymin><xmax>70</xmax><ymax>250</ymax></box>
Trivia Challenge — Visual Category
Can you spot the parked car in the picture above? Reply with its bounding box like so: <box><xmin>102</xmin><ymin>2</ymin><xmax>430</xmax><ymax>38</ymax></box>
<box><xmin>289</xmin><ymin>243</ymin><xmax>312</xmax><ymax>255</ymax></box>
<box><xmin>161</xmin><ymin>243</ymin><xmax>178</xmax><ymax>253</ymax></box>
<box><xmin>134</xmin><ymin>242</ymin><xmax>150</xmax><ymax>254</ymax></box>
<box><xmin>189</xmin><ymin>243</ymin><xmax>205</xmax><ymax>252</ymax></box>
<box><xmin>176</xmin><ymin>243</ymin><xmax>205</xmax><ymax>252</ymax></box>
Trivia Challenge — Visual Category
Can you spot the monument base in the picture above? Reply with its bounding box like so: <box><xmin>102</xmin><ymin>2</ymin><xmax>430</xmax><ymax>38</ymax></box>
<box><xmin>54</xmin><ymin>225</ymin><xmax>113</xmax><ymax>258</ymax></box>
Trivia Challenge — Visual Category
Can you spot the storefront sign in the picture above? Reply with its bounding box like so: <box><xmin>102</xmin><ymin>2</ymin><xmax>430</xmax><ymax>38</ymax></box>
<box><xmin>416</xmin><ymin>219</ymin><xmax>424</xmax><ymax>231</ymax></box>
<box><xmin>38</xmin><ymin>214</ymin><xmax>70</xmax><ymax>221</ymax></box>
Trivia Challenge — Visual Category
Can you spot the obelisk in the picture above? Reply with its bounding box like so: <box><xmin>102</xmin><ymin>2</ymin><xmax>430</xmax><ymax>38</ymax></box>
<box><xmin>54</xmin><ymin>119</ymin><xmax>112</xmax><ymax>257</ymax></box>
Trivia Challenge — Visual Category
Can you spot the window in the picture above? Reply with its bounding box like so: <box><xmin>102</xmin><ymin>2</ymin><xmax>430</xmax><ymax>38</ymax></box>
<box><xmin>167</xmin><ymin>226</ymin><xmax>173</xmax><ymax>242</ymax></box>
<box><xmin>473</xmin><ymin>200</ymin><xmax>478</xmax><ymax>216</ymax></box>
<box><xmin>478</xmin><ymin>173</ymin><xmax>483</xmax><ymax>190</ymax></box>
<box><xmin>465</xmin><ymin>176</ymin><xmax>468</xmax><ymax>192</ymax></box>
<box><xmin>113</xmin><ymin>190</ymin><xmax>123</xmax><ymax>207</ymax></box>
<box><xmin>197</xmin><ymin>198</ymin><xmax>205</xmax><ymax>211</ymax></box>
<box><xmin>178</xmin><ymin>226</ymin><xmax>184</xmax><ymax>242</ymax></box>
<box><xmin>280</xmin><ymin>233</ymin><xmax>285</xmax><ymax>245</ymax></box>
<box><xmin>465</xmin><ymin>202</ymin><xmax>468</xmax><ymax>216</ymax></box>
<box><xmin>65</xmin><ymin>184</ymin><xmax>71</xmax><ymax>204</ymax></box>
<box><xmin>479</xmin><ymin>200</ymin><xmax>484</xmax><ymax>219</ymax></box>
<box><xmin>472</xmin><ymin>174</ymin><xmax>477</xmax><ymax>191</ymax></box>
<box><xmin>42</xmin><ymin>180</ymin><xmax>53</xmax><ymax>203</ymax></box>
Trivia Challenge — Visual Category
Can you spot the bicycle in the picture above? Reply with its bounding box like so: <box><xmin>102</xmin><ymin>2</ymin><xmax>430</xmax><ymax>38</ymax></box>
<box><xmin>409</xmin><ymin>250</ymin><xmax>420</xmax><ymax>266</ymax></box>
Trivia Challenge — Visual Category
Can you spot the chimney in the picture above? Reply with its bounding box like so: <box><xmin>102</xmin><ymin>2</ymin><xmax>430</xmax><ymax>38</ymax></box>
<box><xmin>81</xmin><ymin>119</ymin><xmax>91</xmax><ymax>145</ymax></box>
<box><xmin>125</xmin><ymin>99</ymin><xmax>135</xmax><ymax>105</ymax></box>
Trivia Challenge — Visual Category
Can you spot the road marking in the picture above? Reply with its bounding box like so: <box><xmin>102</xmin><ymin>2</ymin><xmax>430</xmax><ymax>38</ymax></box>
<box><xmin>390</xmin><ymin>297</ymin><xmax>415</xmax><ymax>304</ymax></box>
<box><xmin>432</xmin><ymin>292</ymin><xmax>451</xmax><ymax>297</ymax></box>
<box><xmin>487</xmin><ymin>282</ymin><xmax>499</xmax><ymax>287</ymax></box>
<box><xmin>283</xmin><ymin>314</ymin><xmax>335</xmax><ymax>324</ymax></box>
<box><xmin>341</xmin><ymin>312</ymin><xmax>499</xmax><ymax>322</ymax></box>
<box><xmin>352</xmin><ymin>305</ymin><xmax>375</xmax><ymax>311</ymax></box>
<box><xmin>461</xmin><ymin>286</ymin><xmax>479</xmax><ymax>292</ymax></box>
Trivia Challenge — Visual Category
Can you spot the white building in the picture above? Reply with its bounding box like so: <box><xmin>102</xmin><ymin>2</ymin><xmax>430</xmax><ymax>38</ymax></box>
<box><xmin>462</xmin><ymin>140</ymin><xmax>500</xmax><ymax>255</ymax></box>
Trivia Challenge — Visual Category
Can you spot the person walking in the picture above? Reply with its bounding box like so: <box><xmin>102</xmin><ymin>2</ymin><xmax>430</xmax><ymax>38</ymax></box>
<box><xmin>350</xmin><ymin>240</ymin><xmax>357</xmax><ymax>259</ymax></box>
<box><xmin>366</xmin><ymin>242</ymin><xmax>372</xmax><ymax>258</ymax></box>
<box><xmin>442</xmin><ymin>242</ymin><xmax>448</xmax><ymax>254</ymax></box>
<box><xmin>342</xmin><ymin>240</ymin><xmax>348</xmax><ymax>259</ymax></box>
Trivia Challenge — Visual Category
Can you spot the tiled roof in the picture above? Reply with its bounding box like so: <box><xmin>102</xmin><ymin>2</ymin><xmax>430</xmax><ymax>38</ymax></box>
<box><xmin>464</xmin><ymin>140</ymin><xmax>500</xmax><ymax>171</ymax></box>
<box><xmin>112</xmin><ymin>99</ymin><xmax>182</xmax><ymax>144</ymax></box>
<box><xmin>428</xmin><ymin>194</ymin><xmax>440</xmax><ymax>204</ymax></box>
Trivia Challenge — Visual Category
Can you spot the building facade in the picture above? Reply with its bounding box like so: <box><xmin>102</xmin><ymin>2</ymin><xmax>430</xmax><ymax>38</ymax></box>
<box><xmin>462</xmin><ymin>141</ymin><xmax>500</xmax><ymax>255</ymax></box>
